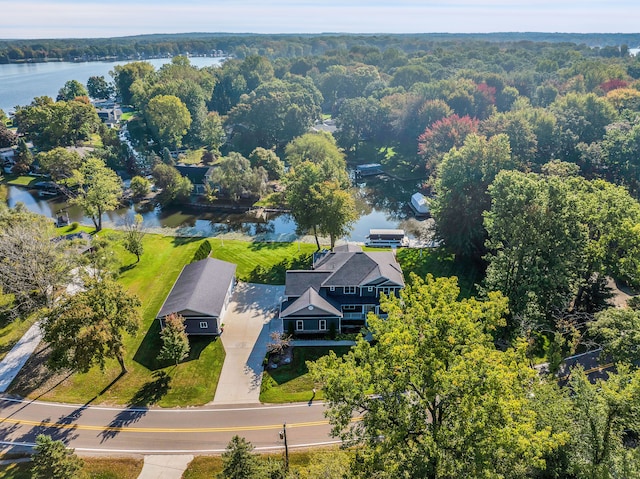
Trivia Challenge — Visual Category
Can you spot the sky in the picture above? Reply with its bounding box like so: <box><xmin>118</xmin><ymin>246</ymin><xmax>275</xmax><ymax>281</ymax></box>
<box><xmin>1</xmin><ymin>0</ymin><xmax>639</xmax><ymax>39</ymax></box>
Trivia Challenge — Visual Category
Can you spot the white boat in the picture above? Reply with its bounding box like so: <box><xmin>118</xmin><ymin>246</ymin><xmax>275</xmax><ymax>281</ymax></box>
<box><xmin>365</xmin><ymin>229</ymin><xmax>409</xmax><ymax>248</ymax></box>
<box><xmin>410</xmin><ymin>192</ymin><xmax>430</xmax><ymax>217</ymax></box>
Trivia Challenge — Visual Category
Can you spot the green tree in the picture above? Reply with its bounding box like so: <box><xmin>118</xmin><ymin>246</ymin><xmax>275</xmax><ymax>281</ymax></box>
<box><xmin>285</xmin><ymin>161</ymin><xmax>324</xmax><ymax>249</ymax></box>
<box><xmin>158</xmin><ymin>313</ymin><xmax>190</xmax><ymax>366</ymax></box>
<box><xmin>71</xmin><ymin>157</ymin><xmax>122</xmax><ymax>231</ymax></box>
<box><xmin>0</xmin><ymin>121</ymin><xmax>16</xmax><ymax>148</ymax></box>
<box><xmin>210</xmin><ymin>152</ymin><xmax>267</xmax><ymax>202</ymax></box>
<box><xmin>568</xmin><ymin>364</ymin><xmax>640</xmax><ymax>478</ymax></box>
<box><xmin>111</xmin><ymin>61</ymin><xmax>155</xmax><ymax>106</ymax></box>
<box><xmin>310</xmin><ymin>274</ymin><xmax>566</xmax><ymax>479</ymax></box>
<box><xmin>42</xmin><ymin>278</ymin><xmax>141</xmax><ymax>375</ymax></box>
<box><xmin>129</xmin><ymin>175</ymin><xmax>150</xmax><ymax>198</ymax></box>
<box><xmin>249</xmin><ymin>147</ymin><xmax>284</xmax><ymax>181</ymax></box>
<box><xmin>152</xmin><ymin>163</ymin><xmax>193</xmax><ymax>205</ymax></box>
<box><xmin>87</xmin><ymin>75</ymin><xmax>113</xmax><ymax>100</ymax></box>
<box><xmin>589</xmin><ymin>308</ymin><xmax>640</xmax><ymax>365</ymax></box>
<box><xmin>56</xmin><ymin>79</ymin><xmax>88</xmax><ymax>101</ymax></box>
<box><xmin>201</xmin><ymin>111</ymin><xmax>226</xmax><ymax>154</ymax></box>
<box><xmin>315</xmin><ymin>181</ymin><xmax>358</xmax><ymax>250</ymax></box>
<box><xmin>12</xmin><ymin>137</ymin><xmax>33</xmax><ymax>174</ymax></box>
<box><xmin>220</xmin><ymin>435</ymin><xmax>259</xmax><ymax>479</ymax></box>
<box><xmin>36</xmin><ymin>147</ymin><xmax>82</xmax><ymax>180</ymax></box>
<box><xmin>285</xmin><ymin>132</ymin><xmax>349</xmax><ymax>188</ymax></box>
<box><xmin>431</xmin><ymin>133</ymin><xmax>517</xmax><ymax>259</ymax></box>
<box><xmin>123</xmin><ymin>213</ymin><xmax>145</xmax><ymax>263</ymax></box>
<box><xmin>32</xmin><ymin>434</ymin><xmax>83</xmax><ymax>479</ymax></box>
<box><xmin>334</xmin><ymin>96</ymin><xmax>389</xmax><ymax>154</ymax></box>
<box><xmin>483</xmin><ymin>171</ymin><xmax>587</xmax><ymax>328</ymax></box>
<box><xmin>145</xmin><ymin>94</ymin><xmax>192</xmax><ymax>149</ymax></box>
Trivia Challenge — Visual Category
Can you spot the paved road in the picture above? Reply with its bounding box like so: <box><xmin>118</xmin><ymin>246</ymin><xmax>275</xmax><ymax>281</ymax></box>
<box><xmin>0</xmin><ymin>396</ymin><xmax>338</xmax><ymax>455</ymax></box>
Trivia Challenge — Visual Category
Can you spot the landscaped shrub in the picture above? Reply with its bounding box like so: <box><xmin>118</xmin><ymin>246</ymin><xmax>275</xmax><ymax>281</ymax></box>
<box><xmin>191</xmin><ymin>240</ymin><xmax>212</xmax><ymax>263</ymax></box>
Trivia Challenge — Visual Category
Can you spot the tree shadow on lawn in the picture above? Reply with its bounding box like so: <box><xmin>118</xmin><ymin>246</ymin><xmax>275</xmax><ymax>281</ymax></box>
<box><xmin>171</xmin><ymin>236</ymin><xmax>203</xmax><ymax>247</ymax></box>
<box><xmin>133</xmin><ymin>321</ymin><xmax>217</xmax><ymax>371</ymax></box>
<box><xmin>266</xmin><ymin>347</ymin><xmax>351</xmax><ymax>386</ymax></box>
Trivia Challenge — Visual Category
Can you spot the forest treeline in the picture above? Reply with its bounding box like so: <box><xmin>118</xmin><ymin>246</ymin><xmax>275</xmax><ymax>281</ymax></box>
<box><xmin>1</xmin><ymin>32</ymin><xmax>639</xmax><ymax>63</ymax></box>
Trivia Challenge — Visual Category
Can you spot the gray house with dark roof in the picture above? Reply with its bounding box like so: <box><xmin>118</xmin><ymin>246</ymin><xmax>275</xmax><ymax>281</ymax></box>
<box><xmin>156</xmin><ymin>258</ymin><xmax>236</xmax><ymax>335</ymax></box>
<box><xmin>279</xmin><ymin>244</ymin><xmax>405</xmax><ymax>335</ymax></box>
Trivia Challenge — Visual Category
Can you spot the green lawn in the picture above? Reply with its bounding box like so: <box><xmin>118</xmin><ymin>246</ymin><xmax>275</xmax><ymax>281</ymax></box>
<box><xmin>5</xmin><ymin>175</ymin><xmax>39</xmax><ymax>187</ymax></box>
<box><xmin>394</xmin><ymin>247</ymin><xmax>481</xmax><ymax>298</ymax></box>
<box><xmin>0</xmin><ymin>457</ymin><xmax>143</xmax><ymax>479</ymax></box>
<box><xmin>120</xmin><ymin>111</ymin><xmax>136</xmax><ymax>122</ymax></box>
<box><xmin>183</xmin><ymin>448</ymin><xmax>346</xmax><ymax>479</ymax></box>
<box><xmin>12</xmin><ymin>233</ymin><xmax>225</xmax><ymax>407</ymax></box>
<box><xmin>211</xmin><ymin>240</ymin><xmax>316</xmax><ymax>284</ymax></box>
<box><xmin>260</xmin><ymin>346</ymin><xmax>352</xmax><ymax>403</ymax></box>
<box><xmin>180</xmin><ymin>147</ymin><xmax>206</xmax><ymax>165</ymax></box>
<box><xmin>9</xmin><ymin>232</ymin><xmax>317</xmax><ymax>406</ymax></box>
<box><xmin>0</xmin><ymin>316</ymin><xmax>37</xmax><ymax>363</ymax></box>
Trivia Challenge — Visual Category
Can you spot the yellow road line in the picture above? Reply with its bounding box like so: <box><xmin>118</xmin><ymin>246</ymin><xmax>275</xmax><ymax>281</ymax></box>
<box><xmin>0</xmin><ymin>416</ymin><xmax>361</xmax><ymax>434</ymax></box>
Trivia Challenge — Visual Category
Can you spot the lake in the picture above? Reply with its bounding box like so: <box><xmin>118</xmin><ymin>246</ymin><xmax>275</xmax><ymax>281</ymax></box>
<box><xmin>6</xmin><ymin>174</ymin><xmax>431</xmax><ymax>243</ymax></box>
<box><xmin>0</xmin><ymin>57</ymin><xmax>224</xmax><ymax>113</ymax></box>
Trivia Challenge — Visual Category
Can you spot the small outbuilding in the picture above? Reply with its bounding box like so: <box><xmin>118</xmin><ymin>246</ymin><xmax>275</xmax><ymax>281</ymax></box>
<box><xmin>156</xmin><ymin>258</ymin><xmax>236</xmax><ymax>335</ymax></box>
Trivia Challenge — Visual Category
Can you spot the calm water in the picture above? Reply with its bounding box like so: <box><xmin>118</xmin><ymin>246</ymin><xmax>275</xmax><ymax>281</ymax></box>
<box><xmin>1</xmin><ymin>56</ymin><xmax>430</xmax><ymax>242</ymax></box>
<box><xmin>6</xmin><ymin>175</ymin><xmax>429</xmax><ymax>243</ymax></box>
<box><xmin>0</xmin><ymin>57</ymin><xmax>224</xmax><ymax>113</ymax></box>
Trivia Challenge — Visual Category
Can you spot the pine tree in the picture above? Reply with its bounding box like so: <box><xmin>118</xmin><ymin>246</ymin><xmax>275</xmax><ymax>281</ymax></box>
<box><xmin>32</xmin><ymin>434</ymin><xmax>83</xmax><ymax>479</ymax></box>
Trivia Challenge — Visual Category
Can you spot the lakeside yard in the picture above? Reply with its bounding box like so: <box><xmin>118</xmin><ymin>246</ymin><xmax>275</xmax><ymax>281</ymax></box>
<box><xmin>1</xmin><ymin>223</ymin><xmax>477</xmax><ymax>407</ymax></box>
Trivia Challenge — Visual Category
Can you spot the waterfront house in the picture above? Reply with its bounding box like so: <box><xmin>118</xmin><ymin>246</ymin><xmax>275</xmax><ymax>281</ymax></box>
<box><xmin>279</xmin><ymin>243</ymin><xmax>404</xmax><ymax>335</ymax></box>
<box><xmin>156</xmin><ymin>258</ymin><xmax>236</xmax><ymax>335</ymax></box>
<box><xmin>175</xmin><ymin>165</ymin><xmax>215</xmax><ymax>196</ymax></box>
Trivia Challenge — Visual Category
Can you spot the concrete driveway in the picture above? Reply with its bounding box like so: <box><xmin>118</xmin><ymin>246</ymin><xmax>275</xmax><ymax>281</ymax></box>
<box><xmin>212</xmin><ymin>282</ymin><xmax>284</xmax><ymax>405</ymax></box>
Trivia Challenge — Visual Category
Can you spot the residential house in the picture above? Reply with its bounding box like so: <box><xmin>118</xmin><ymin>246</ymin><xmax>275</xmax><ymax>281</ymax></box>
<box><xmin>175</xmin><ymin>165</ymin><xmax>215</xmax><ymax>196</ymax></box>
<box><xmin>279</xmin><ymin>243</ymin><xmax>405</xmax><ymax>335</ymax></box>
<box><xmin>156</xmin><ymin>257</ymin><xmax>236</xmax><ymax>335</ymax></box>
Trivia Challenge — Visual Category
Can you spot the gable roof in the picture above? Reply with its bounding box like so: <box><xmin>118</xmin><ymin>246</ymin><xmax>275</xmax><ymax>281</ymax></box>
<box><xmin>175</xmin><ymin>165</ymin><xmax>214</xmax><ymax>185</ymax></box>
<box><xmin>280</xmin><ymin>287</ymin><xmax>342</xmax><ymax>318</ymax></box>
<box><xmin>156</xmin><ymin>258</ymin><xmax>236</xmax><ymax>319</ymax></box>
<box><xmin>316</xmin><ymin>251</ymin><xmax>404</xmax><ymax>288</ymax></box>
<box><xmin>284</xmin><ymin>270</ymin><xmax>332</xmax><ymax>297</ymax></box>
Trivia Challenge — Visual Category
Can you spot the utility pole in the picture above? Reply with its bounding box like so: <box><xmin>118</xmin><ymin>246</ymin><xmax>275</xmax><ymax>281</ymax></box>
<box><xmin>279</xmin><ymin>422</ymin><xmax>289</xmax><ymax>471</ymax></box>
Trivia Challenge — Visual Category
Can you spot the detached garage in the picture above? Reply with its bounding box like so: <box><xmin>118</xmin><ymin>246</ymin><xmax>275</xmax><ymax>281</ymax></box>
<box><xmin>156</xmin><ymin>258</ymin><xmax>236</xmax><ymax>335</ymax></box>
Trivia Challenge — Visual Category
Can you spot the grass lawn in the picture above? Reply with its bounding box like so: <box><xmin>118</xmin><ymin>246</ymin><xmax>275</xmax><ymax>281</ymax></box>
<box><xmin>260</xmin><ymin>346</ymin><xmax>352</xmax><ymax>403</ymax></box>
<box><xmin>120</xmin><ymin>111</ymin><xmax>136</xmax><ymax>122</ymax></box>
<box><xmin>9</xmin><ymin>231</ymin><xmax>317</xmax><ymax>406</ymax></box>
<box><xmin>0</xmin><ymin>316</ymin><xmax>37</xmax><ymax>363</ymax></box>
<box><xmin>4</xmin><ymin>175</ymin><xmax>39</xmax><ymax>187</ymax></box>
<box><xmin>210</xmin><ymin>239</ymin><xmax>316</xmax><ymax>284</ymax></box>
<box><xmin>180</xmin><ymin>147</ymin><xmax>206</xmax><ymax>165</ymax></box>
<box><xmin>0</xmin><ymin>457</ymin><xmax>143</xmax><ymax>479</ymax></box>
<box><xmin>183</xmin><ymin>448</ymin><xmax>346</xmax><ymax>479</ymax></box>
<box><xmin>13</xmin><ymin>232</ymin><xmax>225</xmax><ymax>407</ymax></box>
<box><xmin>394</xmin><ymin>247</ymin><xmax>481</xmax><ymax>298</ymax></box>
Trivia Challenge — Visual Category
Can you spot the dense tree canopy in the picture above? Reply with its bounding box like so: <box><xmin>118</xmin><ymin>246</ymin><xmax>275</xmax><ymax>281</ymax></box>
<box><xmin>311</xmin><ymin>274</ymin><xmax>566</xmax><ymax>479</ymax></box>
<box><xmin>145</xmin><ymin>94</ymin><xmax>192</xmax><ymax>149</ymax></box>
<box><xmin>71</xmin><ymin>157</ymin><xmax>122</xmax><ymax>231</ymax></box>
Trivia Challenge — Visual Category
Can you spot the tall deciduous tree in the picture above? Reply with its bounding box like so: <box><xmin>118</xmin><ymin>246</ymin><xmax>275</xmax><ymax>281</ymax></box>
<box><xmin>0</xmin><ymin>217</ymin><xmax>70</xmax><ymax>317</ymax></box>
<box><xmin>42</xmin><ymin>279</ymin><xmax>141</xmax><ymax>375</ymax></box>
<box><xmin>158</xmin><ymin>313</ymin><xmax>190</xmax><ymax>366</ymax></box>
<box><xmin>431</xmin><ymin>133</ymin><xmax>517</xmax><ymax>260</ymax></box>
<box><xmin>36</xmin><ymin>147</ymin><xmax>82</xmax><ymax>180</ymax></box>
<box><xmin>56</xmin><ymin>79</ymin><xmax>88</xmax><ymax>101</ymax></box>
<box><xmin>123</xmin><ymin>213</ymin><xmax>145</xmax><ymax>263</ymax></box>
<box><xmin>71</xmin><ymin>157</ymin><xmax>122</xmax><ymax>231</ymax></box>
<box><xmin>87</xmin><ymin>75</ymin><xmax>113</xmax><ymax>100</ymax></box>
<box><xmin>589</xmin><ymin>308</ymin><xmax>640</xmax><ymax>365</ymax></box>
<box><xmin>32</xmin><ymin>434</ymin><xmax>83</xmax><ymax>479</ymax></box>
<box><xmin>315</xmin><ymin>181</ymin><xmax>357</xmax><ymax>250</ymax></box>
<box><xmin>0</xmin><ymin>121</ymin><xmax>16</xmax><ymax>148</ymax></box>
<box><xmin>210</xmin><ymin>152</ymin><xmax>268</xmax><ymax>201</ymax></box>
<box><xmin>310</xmin><ymin>274</ymin><xmax>566</xmax><ymax>479</ymax></box>
<box><xmin>145</xmin><ymin>94</ymin><xmax>192</xmax><ymax>149</ymax></box>
<box><xmin>151</xmin><ymin>163</ymin><xmax>193</xmax><ymax>205</ymax></box>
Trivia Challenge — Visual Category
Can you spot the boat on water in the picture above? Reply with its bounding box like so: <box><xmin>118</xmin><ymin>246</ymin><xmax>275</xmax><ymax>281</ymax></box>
<box><xmin>365</xmin><ymin>229</ymin><xmax>409</xmax><ymax>248</ymax></box>
<box><xmin>410</xmin><ymin>192</ymin><xmax>430</xmax><ymax>217</ymax></box>
<box><xmin>355</xmin><ymin>163</ymin><xmax>384</xmax><ymax>177</ymax></box>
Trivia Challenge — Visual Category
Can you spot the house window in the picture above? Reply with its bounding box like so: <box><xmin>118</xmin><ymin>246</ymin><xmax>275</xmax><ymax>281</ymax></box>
<box><xmin>379</xmin><ymin>287</ymin><xmax>394</xmax><ymax>296</ymax></box>
<box><xmin>368</xmin><ymin>286</ymin><xmax>373</xmax><ymax>292</ymax></box>
<box><xmin>344</xmin><ymin>286</ymin><xmax>356</xmax><ymax>294</ymax></box>
<box><xmin>199</xmin><ymin>321</ymin><xmax>208</xmax><ymax>329</ymax></box>
<box><xmin>296</xmin><ymin>320</ymin><xmax>304</xmax><ymax>331</ymax></box>
<box><xmin>319</xmin><ymin>319</ymin><xmax>327</xmax><ymax>331</ymax></box>
<box><xmin>330</xmin><ymin>286</ymin><xmax>335</xmax><ymax>291</ymax></box>
<box><xmin>343</xmin><ymin>305</ymin><xmax>357</xmax><ymax>311</ymax></box>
